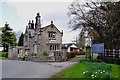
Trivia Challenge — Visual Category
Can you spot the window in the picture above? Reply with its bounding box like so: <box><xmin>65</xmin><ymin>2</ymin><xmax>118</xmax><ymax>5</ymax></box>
<box><xmin>48</xmin><ymin>32</ymin><xmax>56</xmax><ymax>40</ymax></box>
<box><xmin>49</xmin><ymin>44</ymin><xmax>59</xmax><ymax>51</ymax></box>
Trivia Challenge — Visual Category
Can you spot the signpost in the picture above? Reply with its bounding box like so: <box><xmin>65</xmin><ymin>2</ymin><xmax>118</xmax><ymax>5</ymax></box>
<box><xmin>91</xmin><ymin>43</ymin><xmax>104</xmax><ymax>62</ymax></box>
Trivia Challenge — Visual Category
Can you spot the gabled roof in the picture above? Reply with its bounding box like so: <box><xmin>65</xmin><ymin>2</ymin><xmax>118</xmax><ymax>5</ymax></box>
<box><xmin>41</xmin><ymin>23</ymin><xmax>62</xmax><ymax>33</ymax></box>
<box><xmin>62</xmin><ymin>43</ymin><xmax>78</xmax><ymax>49</ymax></box>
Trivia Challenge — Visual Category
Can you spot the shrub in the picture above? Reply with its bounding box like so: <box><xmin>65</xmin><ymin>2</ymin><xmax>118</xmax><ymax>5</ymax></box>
<box><xmin>21</xmin><ymin>53</ymin><xmax>26</xmax><ymax>60</ymax></box>
<box><xmin>0</xmin><ymin>52</ymin><xmax>8</xmax><ymax>58</ymax></box>
<box><xmin>97</xmin><ymin>55</ymin><xmax>120</xmax><ymax>65</ymax></box>
<box><xmin>43</xmin><ymin>51</ymin><xmax>48</xmax><ymax>56</ymax></box>
<box><xmin>75</xmin><ymin>51</ymin><xmax>86</xmax><ymax>55</ymax></box>
<box><xmin>66</xmin><ymin>52</ymin><xmax>76</xmax><ymax>59</ymax></box>
<box><xmin>105</xmin><ymin>57</ymin><xmax>120</xmax><ymax>65</ymax></box>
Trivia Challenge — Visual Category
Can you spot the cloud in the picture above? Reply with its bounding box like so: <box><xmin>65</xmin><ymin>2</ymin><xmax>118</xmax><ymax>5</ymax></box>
<box><xmin>1</xmin><ymin>0</ymin><xmax>74</xmax><ymax>2</ymax></box>
<box><xmin>2</xmin><ymin>1</ymin><xmax>81</xmax><ymax>43</ymax></box>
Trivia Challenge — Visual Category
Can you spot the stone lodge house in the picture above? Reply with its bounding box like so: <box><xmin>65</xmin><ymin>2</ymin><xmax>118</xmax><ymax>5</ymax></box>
<box><xmin>24</xmin><ymin>13</ymin><xmax>63</xmax><ymax>54</ymax></box>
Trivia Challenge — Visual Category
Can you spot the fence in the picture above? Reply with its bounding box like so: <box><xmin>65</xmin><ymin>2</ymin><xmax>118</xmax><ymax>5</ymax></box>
<box><xmin>104</xmin><ymin>49</ymin><xmax>120</xmax><ymax>64</ymax></box>
<box><xmin>105</xmin><ymin>49</ymin><xmax>120</xmax><ymax>58</ymax></box>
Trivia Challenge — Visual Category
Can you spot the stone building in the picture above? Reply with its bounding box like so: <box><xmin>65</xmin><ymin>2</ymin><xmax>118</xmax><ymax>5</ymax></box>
<box><xmin>24</xmin><ymin>13</ymin><xmax>63</xmax><ymax>54</ymax></box>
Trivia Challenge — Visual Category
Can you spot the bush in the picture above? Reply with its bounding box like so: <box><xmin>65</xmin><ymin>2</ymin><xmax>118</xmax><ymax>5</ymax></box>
<box><xmin>43</xmin><ymin>51</ymin><xmax>48</xmax><ymax>56</ymax></box>
<box><xmin>105</xmin><ymin>57</ymin><xmax>120</xmax><ymax>65</ymax></box>
<box><xmin>30</xmin><ymin>53</ymin><xmax>36</xmax><ymax>56</ymax></box>
<box><xmin>0</xmin><ymin>52</ymin><xmax>8</xmax><ymax>58</ymax></box>
<box><xmin>21</xmin><ymin>53</ymin><xmax>26</xmax><ymax>60</ymax></box>
<box><xmin>76</xmin><ymin>51</ymin><xmax>85</xmax><ymax>55</ymax></box>
<box><xmin>97</xmin><ymin>55</ymin><xmax>120</xmax><ymax>65</ymax></box>
<box><xmin>66</xmin><ymin>52</ymin><xmax>76</xmax><ymax>59</ymax></box>
<box><xmin>31</xmin><ymin>52</ymin><xmax>48</xmax><ymax>56</ymax></box>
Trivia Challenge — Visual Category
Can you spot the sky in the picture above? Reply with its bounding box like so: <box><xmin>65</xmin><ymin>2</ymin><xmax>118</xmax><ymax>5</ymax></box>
<box><xmin>1</xmin><ymin>0</ymin><xmax>86</xmax><ymax>44</ymax></box>
<box><xmin>1</xmin><ymin>0</ymin><xmax>118</xmax><ymax>43</ymax></box>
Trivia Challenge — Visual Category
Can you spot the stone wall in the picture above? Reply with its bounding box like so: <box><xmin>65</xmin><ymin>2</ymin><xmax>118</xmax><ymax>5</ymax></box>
<box><xmin>25</xmin><ymin>56</ymin><xmax>65</xmax><ymax>62</ymax></box>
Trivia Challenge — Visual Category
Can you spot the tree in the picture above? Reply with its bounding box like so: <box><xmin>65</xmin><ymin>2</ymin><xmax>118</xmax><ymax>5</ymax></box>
<box><xmin>68</xmin><ymin>0</ymin><xmax>120</xmax><ymax>49</ymax></box>
<box><xmin>2</xmin><ymin>23</ymin><xmax>16</xmax><ymax>52</ymax></box>
<box><xmin>18</xmin><ymin>33</ymin><xmax>24</xmax><ymax>46</ymax></box>
<box><xmin>72</xmin><ymin>34</ymin><xmax>85</xmax><ymax>49</ymax></box>
<box><xmin>0</xmin><ymin>28</ymin><xmax>2</xmax><ymax>47</ymax></box>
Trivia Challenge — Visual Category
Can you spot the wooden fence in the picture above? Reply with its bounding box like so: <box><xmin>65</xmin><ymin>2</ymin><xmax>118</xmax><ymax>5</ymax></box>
<box><xmin>105</xmin><ymin>49</ymin><xmax>120</xmax><ymax>58</ymax></box>
<box><xmin>103</xmin><ymin>49</ymin><xmax>120</xmax><ymax>64</ymax></box>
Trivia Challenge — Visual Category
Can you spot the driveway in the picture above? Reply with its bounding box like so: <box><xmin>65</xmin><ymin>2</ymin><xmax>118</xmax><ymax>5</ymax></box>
<box><xmin>46</xmin><ymin>58</ymin><xmax>81</xmax><ymax>70</ymax></box>
<box><xmin>2</xmin><ymin>58</ymin><xmax>81</xmax><ymax>78</ymax></box>
<box><xmin>2</xmin><ymin>60</ymin><xmax>61</xmax><ymax>78</ymax></box>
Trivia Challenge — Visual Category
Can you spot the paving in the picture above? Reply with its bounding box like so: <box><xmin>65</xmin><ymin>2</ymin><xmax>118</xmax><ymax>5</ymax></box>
<box><xmin>46</xmin><ymin>58</ymin><xmax>81</xmax><ymax>70</ymax></box>
<box><xmin>2</xmin><ymin>58</ymin><xmax>81</xmax><ymax>78</ymax></box>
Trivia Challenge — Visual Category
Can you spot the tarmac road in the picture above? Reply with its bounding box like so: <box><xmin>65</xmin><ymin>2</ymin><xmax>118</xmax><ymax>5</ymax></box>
<box><xmin>2</xmin><ymin>60</ymin><xmax>61</xmax><ymax>78</ymax></box>
<box><xmin>2</xmin><ymin>58</ymin><xmax>81</xmax><ymax>78</ymax></box>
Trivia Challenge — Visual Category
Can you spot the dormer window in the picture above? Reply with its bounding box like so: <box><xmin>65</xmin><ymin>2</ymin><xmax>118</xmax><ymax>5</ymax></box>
<box><xmin>48</xmin><ymin>32</ymin><xmax>56</xmax><ymax>40</ymax></box>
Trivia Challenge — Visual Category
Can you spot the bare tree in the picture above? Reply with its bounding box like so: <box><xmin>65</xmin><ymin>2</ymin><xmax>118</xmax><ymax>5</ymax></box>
<box><xmin>68</xmin><ymin>0</ymin><xmax>120</xmax><ymax>49</ymax></box>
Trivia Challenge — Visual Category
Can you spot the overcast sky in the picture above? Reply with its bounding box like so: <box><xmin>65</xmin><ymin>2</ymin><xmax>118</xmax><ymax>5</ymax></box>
<box><xmin>1</xmin><ymin>0</ymin><xmax>104</xmax><ymax>43</ymax></box>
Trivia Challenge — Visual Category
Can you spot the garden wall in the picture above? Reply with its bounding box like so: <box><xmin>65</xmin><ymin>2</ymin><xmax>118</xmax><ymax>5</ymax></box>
<box><xmin>25</xmin><ymin>56</ymin><xmax>66</xmax><ymax>62</ymax></box>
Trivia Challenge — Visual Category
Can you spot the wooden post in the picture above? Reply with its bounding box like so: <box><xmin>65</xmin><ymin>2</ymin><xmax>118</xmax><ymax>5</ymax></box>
<box><xmin>86</xmin><ymin>46</ymin><xmax>91</xmax><ymax>61</ymax></box>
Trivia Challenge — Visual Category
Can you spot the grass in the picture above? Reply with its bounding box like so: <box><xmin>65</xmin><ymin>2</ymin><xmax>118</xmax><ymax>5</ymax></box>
<box><xmin>67</xmin><ymin>55</ymin><xmax>85</xmax><ymax>61</ymax></box>
<box><xmin>0</xmin><ymin>57</ymin><xmax>9</xmax><ymax>60</ymax></box>
<box><xmin>0</xmin><ymin>52</ymin><xmax>9</xmax><ymax>60</ymax></box>
<box><xmin>51</xmin><ymin>62</ymin><xmax>87</xmax><ymax>78</ymax></box>
<box><xmin>67</xmin><ymin>54</ymin><xmax>98</xmax><ymax>61</ymax></box>
<box><xmin>109</xmin><ymin>64</ymin><xmax>120</xmax><ymax>78</ymax></box>
<box><xmin>29</xmin><ymin>52</ymin><xmax>48</xmax><ymax>56</ymax></box>
<box><xmin>51</xmin><ymin>61</ymin><xmax>120</xmax><ymax>79</ymax></box>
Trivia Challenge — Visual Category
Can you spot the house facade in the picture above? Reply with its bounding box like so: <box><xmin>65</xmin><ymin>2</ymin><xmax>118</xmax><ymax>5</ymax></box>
<box><xmin>24</xmin><ymin>13</ymin><xmax>63</xmax><ymax>54</ymax></box>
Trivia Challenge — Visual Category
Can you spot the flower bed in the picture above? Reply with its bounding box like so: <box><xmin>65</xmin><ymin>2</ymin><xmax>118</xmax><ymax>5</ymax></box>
<box><xmin>83</xmin><ymin>62</ymin><xmax>111</xmax><ymax>79</ymax></box>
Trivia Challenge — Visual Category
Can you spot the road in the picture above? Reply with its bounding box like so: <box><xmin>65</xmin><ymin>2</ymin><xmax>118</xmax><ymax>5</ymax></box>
<box><xmin>2</xmin><ymin>60</ymin><xmax>61</xmax><ymax>78</ymax></box>
<box><xmin>2</xmin><ymin>58</ymin><xmax>80</xmax><ymax>78</ymax></box>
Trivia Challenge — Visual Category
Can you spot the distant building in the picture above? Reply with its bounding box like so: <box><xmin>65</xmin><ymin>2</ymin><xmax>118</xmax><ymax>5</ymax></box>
<box><xmin>62</xmin><ymin>43</ymin><xmax>79</xmax><ymax>53</ymax></box>
<box><xmin>23</xmin><ymin>13</ymin><xmax>63</xmax><ymax>54</ymax></box>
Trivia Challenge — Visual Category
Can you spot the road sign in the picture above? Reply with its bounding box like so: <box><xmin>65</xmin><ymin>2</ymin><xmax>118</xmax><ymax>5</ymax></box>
<box><xmin>92</xmin><ymin>43</ymin><xmax>104</xmax><ymax>53</ymax></box>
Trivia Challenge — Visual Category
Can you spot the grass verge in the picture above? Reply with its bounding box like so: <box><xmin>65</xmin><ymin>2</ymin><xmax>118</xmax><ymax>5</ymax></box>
<box><xmin>67</xmin><ymin>55</ymin><xmax>85</xmax><ymax>61</ymax></box>
<box><xmin>0</xmin><ymin>57</ymin><xmax>9</xmax><ymax>60</ymax></box>
<box><xmin>50</xmin><ymin>61</ymin><xmax>119</xmax><ymax>79</ymax></box>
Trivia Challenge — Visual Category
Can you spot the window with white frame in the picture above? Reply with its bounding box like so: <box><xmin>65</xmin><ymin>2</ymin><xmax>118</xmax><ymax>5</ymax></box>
<box><xmin>49</xmin><ymin>44</ymin><xmax>59</xmax><ymax>51</ymax></box>
<box><xmin>48</xmin><ymin>32</ymin><xmax>56</xmax><ymax>40</ymax></box>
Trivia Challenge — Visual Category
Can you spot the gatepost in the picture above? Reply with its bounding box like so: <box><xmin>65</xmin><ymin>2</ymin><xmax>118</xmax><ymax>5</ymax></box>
<box><xmin>85</xmin><ymin>46</ymin><xmax>91</xmax><ymax>61</ymax></box>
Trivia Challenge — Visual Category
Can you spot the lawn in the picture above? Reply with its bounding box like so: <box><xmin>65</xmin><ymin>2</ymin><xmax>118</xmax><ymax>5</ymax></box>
<box><xmin>67</xmin><ymin>55</ymin><xmax>85</xmax><ymax>61</ymax></box>
<box><xmin>51</xmin><ymin>61</ymin><xmax>120</xmax><ymax>79</ymax></box>
<box><xmin>67</xmin><ymin>54</ymin><xmax>98</xmax><ymax>61</ymax></box>
<box><xmin>0</xmin><ymin>57</ymin><xmax>8</xmax><ymax>60</ymax></box>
